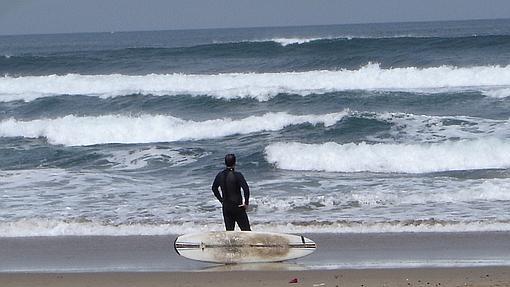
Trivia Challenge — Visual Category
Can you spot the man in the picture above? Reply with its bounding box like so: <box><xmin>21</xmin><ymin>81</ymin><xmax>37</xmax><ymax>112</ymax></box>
<box><xmin>212</xmin><ymin>153</ymin><xmax>251</xmax><ymax>231</ymax></box>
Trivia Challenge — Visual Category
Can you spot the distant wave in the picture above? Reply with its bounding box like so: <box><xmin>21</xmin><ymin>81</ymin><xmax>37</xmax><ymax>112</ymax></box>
<box><xmin>1</xmin><ymin>218</ymin><xmax>509</xmax><ymax>237</ymax></box>
<box><xmin>253</xmin><ymin>37</ymin><xmax>328</xmax><ymax>46</ymax></box>
<box><xmin>265</xmin><ymin>138</ymin><xmax>510</xmax><ymax>173</ymax></box>
<box><xmin>236</xmin><ymin>34</ymin><xmax>482</xmax><ymax>46</ymax></box>
<box><xmin>0</xmin><ymin>111</ymin><xmax>347</xmax><ymax>146</ymax></box>
<box><xmin>212</xmin><ymin>37</ymin><xmax>327</xmax><ymax>46</ymax></box>
<box><xmin>2</xmin><ymin>64</ymin><xmax>510</xmax><ymax>102</ymax></box>
<box><xmin>216</xmin><ymin>36</ymin><xmax>372</xmax><ymax>47</ymax></box>
<box><xmin>3</xmin><ymin>35</ymin><xmax>509</xmax><ymax>77</ymax></box>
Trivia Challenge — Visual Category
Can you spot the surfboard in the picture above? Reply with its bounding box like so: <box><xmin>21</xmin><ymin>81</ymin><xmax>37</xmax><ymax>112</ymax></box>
<box><xmin>174</xmin><ymin>231</ymin><xmax>316</xmax><ymax>264</ymax></box>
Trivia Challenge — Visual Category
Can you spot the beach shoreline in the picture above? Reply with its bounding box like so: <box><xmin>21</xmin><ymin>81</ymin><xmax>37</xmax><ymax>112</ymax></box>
<box><xmin>1</xmin><ymin>232</ymin><xmax>510</xmax><ymax>272</ymax></box>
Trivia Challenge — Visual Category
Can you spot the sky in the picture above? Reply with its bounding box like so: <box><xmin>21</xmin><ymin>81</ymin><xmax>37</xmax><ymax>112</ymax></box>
<box><xmin>0</xmin><ymin>0</ymin><xmax>509</xmax><ymax>35</ymax></box>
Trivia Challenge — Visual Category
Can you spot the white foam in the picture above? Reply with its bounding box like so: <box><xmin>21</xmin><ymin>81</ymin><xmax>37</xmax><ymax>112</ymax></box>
<box><xmin>269</xmin><ymin>37</ymin><xmax>324</xmax><ymax>46</ymax></box>
<box><xmin>265</xmin><ymin>138</ymin><xmax>510</xmax><ymax>173</ymax></box>
<box><xmin>1</xmin><ymin>218</ymin><xmax>509</xmax><ymax>237</ymax></box>
<box><xmin>250</xmin><ymin>176</ymin><xmax>510</xmax><ymax>213</ymax></box>
<box><xmin>369</xmin><ymin>112</ymin><xmax>510</xmax><ymax>143</ymax></box>
<box><xmin>0</xmin><ymin>219</ymin><xmax>215</xmax><ymax>237</ymax></box>
<box><xmin>482</xmin><ymin>88</ymin><xmax>510</xmax><ymax>98</ymax></box>
<box><xmin>0</xmin><ymin>111</ymin><xmax>347</xmax><ymax>146</ymax></box>
<box><xmin>341</xmin><ymin>178</ymin><xmax>510</xmax><ymax>206</ymax></box>
<box><xmin>2</xmin><ymin>64</ymin><xmax>510</xmax><ymax>102</ymax></box>
<box><xmin>217</xmin><ymin>37</ymin><xmax>328</xmax><ymax>46</ymax></box>
<box><xmin>106</xmin><ymin>147</ymin><xmax>209</xmax><ymax>170</ymax></box>
<box><xmin>249</xmin><ymin>35</ymin><xmax>434</xmax><ymax>46</ymax></box>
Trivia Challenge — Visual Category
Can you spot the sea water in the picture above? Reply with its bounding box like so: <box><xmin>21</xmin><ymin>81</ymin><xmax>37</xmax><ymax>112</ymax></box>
<box><xmin>1</xmin><ymin>19</ymin><xmax>510</xmax><ymax>236</ymax></box>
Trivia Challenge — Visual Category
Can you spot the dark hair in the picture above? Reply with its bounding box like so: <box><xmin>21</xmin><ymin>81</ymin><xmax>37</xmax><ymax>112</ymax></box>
<box><xmin>224</xmin><ymin>153</ymin><xmax>236</xmax><ymax>167</ymax></box>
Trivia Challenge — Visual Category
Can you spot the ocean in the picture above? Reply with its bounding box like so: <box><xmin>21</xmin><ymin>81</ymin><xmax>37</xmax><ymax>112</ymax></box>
<box><xmin>1</xmin><ymin>19</ymin><xmax>510</xmax><ymax>237</ymax></box>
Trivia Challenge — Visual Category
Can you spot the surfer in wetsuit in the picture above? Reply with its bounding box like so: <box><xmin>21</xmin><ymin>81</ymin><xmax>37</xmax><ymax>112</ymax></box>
<box><xmin>212</xmin><ymin>153</ymin><xmax>251</xmax><ymax>231</ymax></box>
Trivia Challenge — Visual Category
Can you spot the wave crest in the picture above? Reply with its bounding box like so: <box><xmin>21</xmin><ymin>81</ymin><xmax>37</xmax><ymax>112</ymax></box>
<box><xmin>0</xmin><ymin>111</ymin><xmax>347</xmax><ymax>146</ymax></box>
<box><xmin>265</xmin><ymin>138</ymin><xmax>510</xmax><ymax>173</ymax></box>
<box><xmin>2</xmin><ymin>64</ymin><xmax>510</xmax><ymax>102</ymax></box>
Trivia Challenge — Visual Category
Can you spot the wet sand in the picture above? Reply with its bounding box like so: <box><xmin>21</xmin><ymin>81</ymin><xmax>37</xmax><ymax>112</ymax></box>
<box><xmin>1</xmin><ymin>232</ymin><xmax>510</xmax><ymax>271</ymax></box>
<box><xmin>0</xmin><ymin>232</ymin><xmax>509</xmax><ymax>286</ymax></box>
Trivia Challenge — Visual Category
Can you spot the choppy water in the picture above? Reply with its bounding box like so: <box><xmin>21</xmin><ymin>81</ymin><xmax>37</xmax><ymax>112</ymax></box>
<box><xmin>1</xmin><ymin>19</ymin><xmax>510</xmax><ymax>236</ymax></box>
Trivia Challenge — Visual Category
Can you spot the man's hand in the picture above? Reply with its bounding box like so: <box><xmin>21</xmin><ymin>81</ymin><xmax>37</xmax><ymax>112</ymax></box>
<box><xmin>238</xmin><ymin>204</ymin><xmax>248</xmax><ymax>209</ymax></box>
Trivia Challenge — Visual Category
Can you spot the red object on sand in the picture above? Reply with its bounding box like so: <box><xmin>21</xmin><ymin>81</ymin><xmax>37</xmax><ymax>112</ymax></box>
<box><xmin>289</xmin><ymin>278</ymin><xmax>299</xmax><ymax>283</ymax></box>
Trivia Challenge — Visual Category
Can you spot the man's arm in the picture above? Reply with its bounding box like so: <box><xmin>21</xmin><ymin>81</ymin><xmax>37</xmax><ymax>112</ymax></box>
<box><xmin>238</xmin><ymin>173</ymin><xmax>250</xmax><ymax>206</ymax></box>
<box><xmin>212</xmin><ymin>172</ymin><xmax>223</xmax><ymax>203</ymax></box>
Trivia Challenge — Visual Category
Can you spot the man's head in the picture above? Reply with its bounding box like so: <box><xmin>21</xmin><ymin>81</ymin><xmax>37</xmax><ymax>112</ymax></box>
<box><xmin>224</xmin><ymin>153</ymin><xmax>236</xmax><ymax>167</ymax></box>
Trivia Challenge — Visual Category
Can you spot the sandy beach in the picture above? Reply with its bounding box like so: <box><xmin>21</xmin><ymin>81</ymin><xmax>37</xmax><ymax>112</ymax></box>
<box><xmin>1</xmin><ymin>232</ymin><xmax>509</xmax><ymax>286</ymax></box>
<box><xmin>1</xmin><ymin>266</ymin><xmax>509</xmax><ymax>287</ymax></box>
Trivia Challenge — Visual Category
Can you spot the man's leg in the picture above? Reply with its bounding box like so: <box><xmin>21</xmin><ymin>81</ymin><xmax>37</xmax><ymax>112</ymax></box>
<box><xmin>235</xmin><ymin>208</ymin><xmax>251</xmax><ymax>231</ymax></box>
<box><xmin>222</xmin><ymin>206</ymin><xmax>235</xmax><ymax>231</ymax></box>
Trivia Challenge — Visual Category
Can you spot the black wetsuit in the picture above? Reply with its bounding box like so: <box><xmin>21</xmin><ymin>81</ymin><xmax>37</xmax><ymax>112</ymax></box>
<box><xmin>212</xmin><ymin>168</ymin><xmax>251</xmax><ymax>231</ymax></box>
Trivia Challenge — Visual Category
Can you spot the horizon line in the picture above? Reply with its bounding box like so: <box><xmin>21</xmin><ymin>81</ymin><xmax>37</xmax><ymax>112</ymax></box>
<box><xmin>1</xmin><ymin>17</ymin><xmax>509</xmax><ymax>37</ymax></box>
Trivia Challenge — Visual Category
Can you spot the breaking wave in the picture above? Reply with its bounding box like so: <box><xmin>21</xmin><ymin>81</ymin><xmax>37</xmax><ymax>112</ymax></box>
<box><xmin>261</xmin><ymin>37</ymin><xmax>326</xmax><ymax>46</ymax></box>
<box><xmin>1</xmin><ymin>218</ymin><xmax>510</xmax><ymax>237</ymax></box>
<box><xmin>265</xmin><ymin>138</ymin><xmax>510</xmax><ymax>173</ymax></box>
<box><xmin>0</xmin><ymin>111</ymin><xmax>347</xmax><ymax>146</ymax></box>
<box><xmin>2</xmin><ymin>64</ymin><xmax>510</xmax><ymax>102</ymax></box>
<box><xmin>482</xmin><ymin>88</ymin><xmax>510</xmax><ymax>98</ymax></box>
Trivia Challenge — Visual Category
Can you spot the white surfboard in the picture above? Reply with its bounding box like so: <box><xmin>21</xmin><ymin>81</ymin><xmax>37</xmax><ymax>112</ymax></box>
<box><xmin>174</xmin><ymin>231</ymin><xmax>316</xmax><ymax>264</ymax></box>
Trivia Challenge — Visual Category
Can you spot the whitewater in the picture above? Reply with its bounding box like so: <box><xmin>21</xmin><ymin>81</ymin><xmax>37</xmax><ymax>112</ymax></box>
<box><xmin>265</xmin><ymin>138</ymin><xmax>510</xmax><ymax>173</ymax></box>
<box><xmin>2</xmin><ymin>64</ymin><xmax>510</xmax><ymax>102</ymax></box>
<box><xmin>0</xmin><ymin>111</ymin><xmax>347</xmax><ymax>146</ymax></box>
